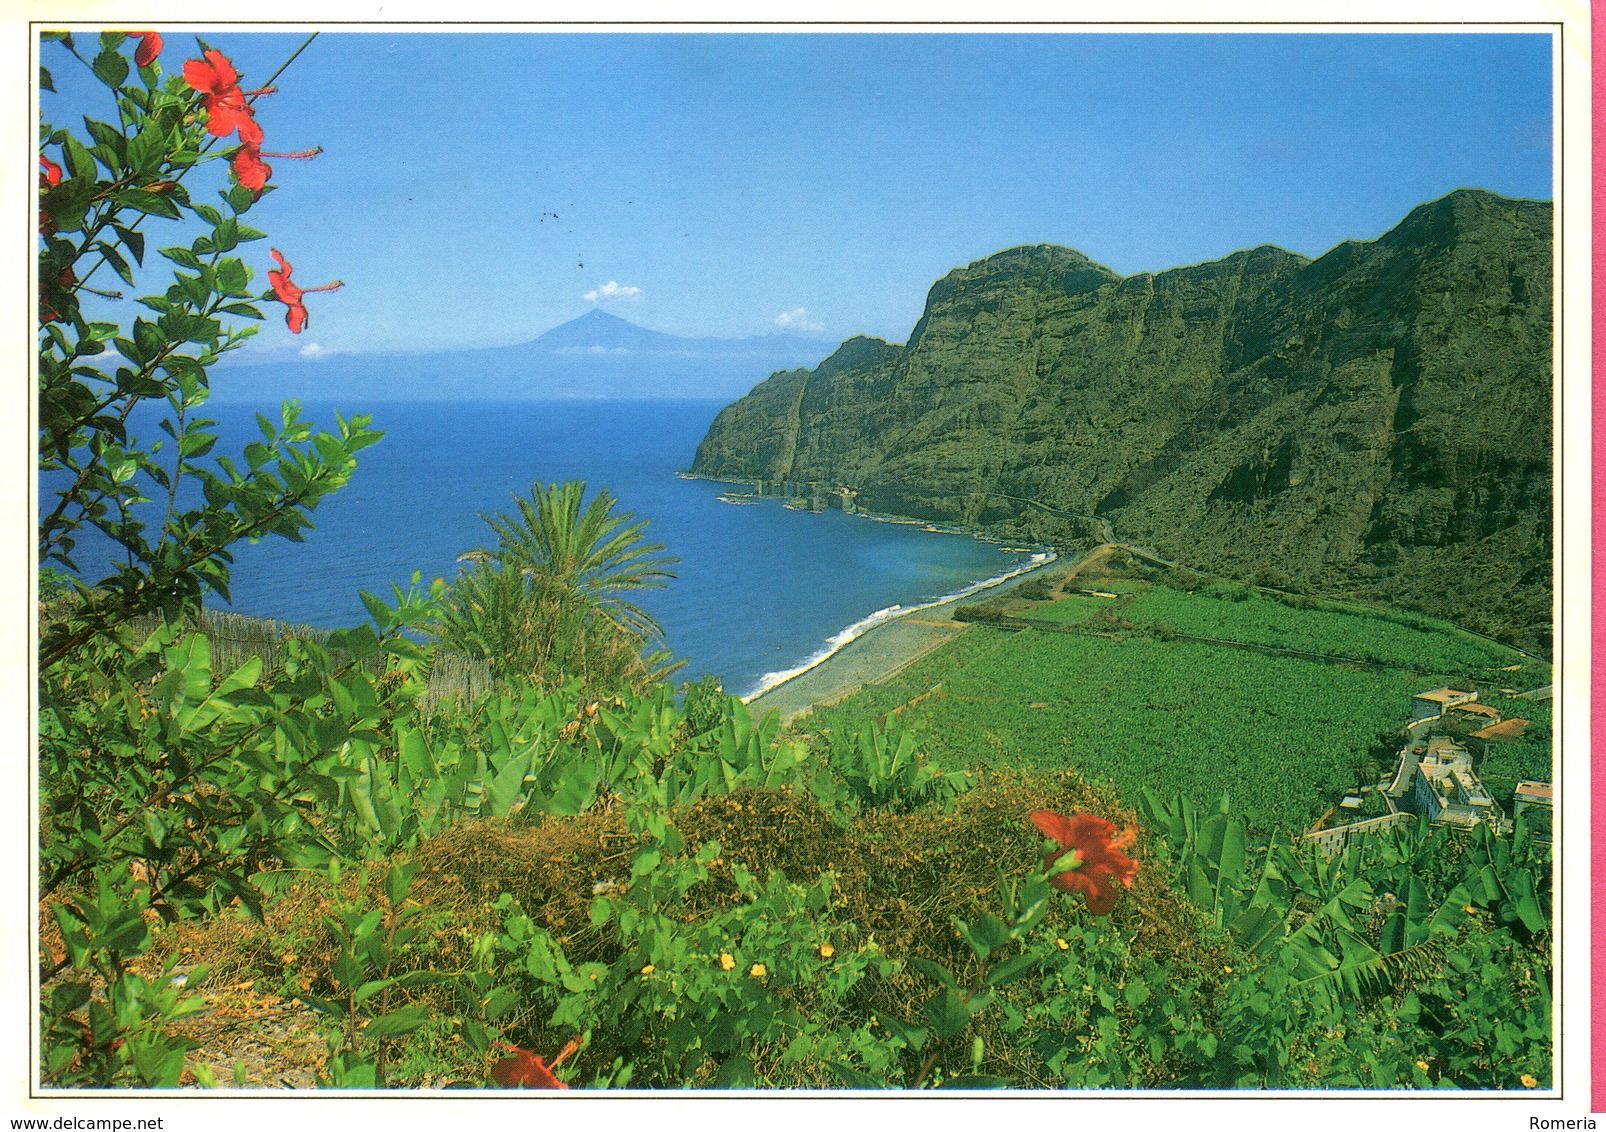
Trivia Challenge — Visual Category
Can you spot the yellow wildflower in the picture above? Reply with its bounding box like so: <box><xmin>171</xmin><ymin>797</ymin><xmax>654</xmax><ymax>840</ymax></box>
<box><xmin>1056</xmin><ymin>938</ymin><xmax>1069</xmax><ymax>951</ymax></box>
<box><xmin>718</xmin><ymin>952</ymin><xmax>735</xmax><ymax>971</ymax></box>
<box><xmin>819</xmin><ymin>943</ymin><xmax>835</xmax><ymax>959</ymax></box>
<box><xmin>750</xmin><ymin>963</ymin><xmax>768</xmax><ymax>978</ymax></box>
<box><xmin>1520</xmin><ymin>1074</ymin><xmax>1539</xmax><ymax>1089</ymax></box>
<box><xmin>640</xmin><ymin>964</ymin><xmax>655</xmax><ymax>976</ymax></box>
<box><xmin>1223</xmin><ymin>966</ymin><xmax>1233</xmax><ymax>974</ymax></box>
<box><xmin>1415</xmin><ymin>1060</ymin><xmax>1429</xmax><ymax>1072</ymax></box>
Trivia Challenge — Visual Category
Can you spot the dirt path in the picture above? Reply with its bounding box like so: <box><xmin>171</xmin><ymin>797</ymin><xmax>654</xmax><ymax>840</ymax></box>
<box><xmin>748</xmin><ymin>544</ymin><xmax>1119</xmax><ymax>722</ymax></box>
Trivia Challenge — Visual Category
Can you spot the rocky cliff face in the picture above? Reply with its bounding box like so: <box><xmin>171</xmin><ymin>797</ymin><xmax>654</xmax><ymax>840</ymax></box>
<box><xmin>691</xmin><ymin>191</ymin><xmax>1553</xmax><ymax>651</ymax></box>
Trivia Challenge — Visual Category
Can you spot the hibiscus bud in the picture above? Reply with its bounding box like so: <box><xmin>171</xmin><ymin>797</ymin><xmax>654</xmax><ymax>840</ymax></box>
<box><xmin>131</xmin><ymin>31</ymin><xmax>162</xmax><ymax>67</ymax></box>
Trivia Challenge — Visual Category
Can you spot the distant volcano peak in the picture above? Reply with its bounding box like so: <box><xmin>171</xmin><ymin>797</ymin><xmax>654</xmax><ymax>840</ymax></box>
<box><xmin>529</xmin><ymin>311</ymin><xmax>828</xmax><ymax>359</ymax></box>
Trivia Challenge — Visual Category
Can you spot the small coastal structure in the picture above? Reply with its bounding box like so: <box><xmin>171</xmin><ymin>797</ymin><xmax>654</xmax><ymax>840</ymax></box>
<box><xmin>1470</xmin><ymin>717</ymin><xmax>1531</xmax><ymax>742</ymax></box>
<box><xmin>1448</xmin><ymin>700</ymin><xmax>1502</xmax><ymax>724</ymax></box>
<box><xmin>1410</xmin><ymin>687</ymin><xmax>1478</xmax><ymax>722</ymax></box>
<box><xmin>1512</xmin><ymin>780</ymin><xmax>1553</xmax><ymax>819</ymax></box>
<box><xmin>1304</xmin><ymin>685</ymin><xmax>1550</xmax><ymax>855</ymax></box>
<box><xmin>1406</xmin><ymin>734</ymin><xmax>1498</xmax><ymax>829</ymax></box>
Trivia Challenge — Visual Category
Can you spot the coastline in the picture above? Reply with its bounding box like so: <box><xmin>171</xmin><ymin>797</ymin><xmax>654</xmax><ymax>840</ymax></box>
<box><xmin>680</xmin><ymin>470</ymin><xmax>1064</xmax><ymax>714</ymax></box>
<box><xmin>743</xmin><ymin>550</ymin><xmax>1068</xmax><ymax>722</ymax></box>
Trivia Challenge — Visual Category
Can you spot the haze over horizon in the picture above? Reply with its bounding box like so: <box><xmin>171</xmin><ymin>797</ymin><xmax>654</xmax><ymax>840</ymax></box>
<box><xmin>42</xmin><ymin>30</ymin><xmax>1553</xmax><ymax>376</ymax></box>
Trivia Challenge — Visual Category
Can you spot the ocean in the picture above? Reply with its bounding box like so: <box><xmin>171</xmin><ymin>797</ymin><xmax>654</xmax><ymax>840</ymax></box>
<box><xmin>50</xmin><ymin>397</ymin><xmax>1043</xmax><ymax>700</ymax></box>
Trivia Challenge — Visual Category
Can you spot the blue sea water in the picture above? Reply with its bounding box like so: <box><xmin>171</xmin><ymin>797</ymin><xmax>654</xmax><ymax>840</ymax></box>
<box><xmin>50</xmin><ymin>397</ymin><xmax>1041</xmax><ymax>699</ymax></box>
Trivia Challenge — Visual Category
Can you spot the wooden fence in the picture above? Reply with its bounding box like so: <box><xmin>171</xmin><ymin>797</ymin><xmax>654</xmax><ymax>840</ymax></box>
<box><xmin>129</xmin><ymin>608</ymin><xmax>494</xmax><ymax>711</ymax></box>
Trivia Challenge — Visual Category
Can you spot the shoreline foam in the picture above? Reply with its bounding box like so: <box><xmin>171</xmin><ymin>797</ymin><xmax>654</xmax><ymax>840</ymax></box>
<box><xmin>739</xmin><ymin>550</ymin><xmax>1056</xmax><ymax>702</ymax></box>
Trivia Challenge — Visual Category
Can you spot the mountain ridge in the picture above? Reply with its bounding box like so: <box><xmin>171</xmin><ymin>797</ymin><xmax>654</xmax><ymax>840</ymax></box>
<box><xmin>691</xmin><ymin>189</ymin><xmax>1554</xmax><ymax>651</ymax></box>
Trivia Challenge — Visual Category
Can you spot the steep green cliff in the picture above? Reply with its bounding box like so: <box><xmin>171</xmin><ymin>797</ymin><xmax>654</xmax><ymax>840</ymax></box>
<box><xmin>691</xmin><ymin>190</ymin><xmax>1554</xmax><ymax>652</ymax></box>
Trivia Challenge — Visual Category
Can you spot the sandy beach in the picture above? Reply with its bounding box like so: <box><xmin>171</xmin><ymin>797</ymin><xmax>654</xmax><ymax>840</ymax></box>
<box><xmin>745</xmin><ymin>547</ymin><xmax>1097</xmax><ymax>722</ymax></box>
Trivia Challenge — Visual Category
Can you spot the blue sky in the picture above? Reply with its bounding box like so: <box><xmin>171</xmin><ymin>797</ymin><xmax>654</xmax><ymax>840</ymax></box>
<box><xmin>42</xmin><ymin>30</ymin><xmax>1553</xmax><ymax>361</ymax></box>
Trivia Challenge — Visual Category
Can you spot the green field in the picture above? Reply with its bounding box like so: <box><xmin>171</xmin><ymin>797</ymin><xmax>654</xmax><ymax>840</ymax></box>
<box><xmin>1069</xmin><ymin>578</ymin><xmax>1150</xmax><ymax>594</ymax></box>
<box><xmin>1119</xmin><ymin>584</ymin><xmax>1546</xmax><ymax>680</ymax></box>
<box><xmin>803</xmin><ymin>584</ymin><xmax>1554</xmax><ymax>834</ymax></box>
<box><xmin>1017</xmin><ymin>594</ymin><xmax>1114</xmax><ymax>624</ymax></box>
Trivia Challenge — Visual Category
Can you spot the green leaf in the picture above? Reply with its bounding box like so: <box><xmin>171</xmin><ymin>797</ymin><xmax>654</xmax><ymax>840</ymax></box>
<box><xmin>160</xmin><ymin>245</ymin><xmax>203</xmax><ymax>270</ymax></box>
<box><xmin>96</xmin><ymin>240</ymin><xmax>134</xmax><ymax>286</ymax></box>
<box><xmin>40</xmin><ymin>65</ymin><xmax>55</xmax><ymax>92</ymax></box>
<box><xmin>985</xmin><ymin>952</ymin><xmax>1040</xmax><ymax>987</ymax></box>
<box><xmin>92</xmin><ymin>912</ymin><xmax>148</xmax><ymax>956</ymax></box>
<box><xmin>1218</xmin><ymin>815</ymin><xmax>1246</xmax><ymax>884</ymax></box>
<box><xmin>42</xmin><ymin>177</ymin><xmax>95</xmax><ymax>232</ymax></box>
<box><xmin>383</xmin><ymin>862</ymin><xmax>416</xmax><ymax>907</ymax></box>
<box><xmin>114</xmin><ymin>186</ymin><xmax>181</xmax><ymax>220</ymax></box>
<box><xmin>909</xmin><ymin>957</ymin><xmax>957</xmax><ymax>987</ymax></box>
<box><xmin>133</xmin><ymin>319</ymin><xmax>166</xmax><ymax>364</ymax></box>
<box><xmin>178</xmin><ymin>431</ymin><xmax>217</xmax><ymax>459</ymax></box>
<box><xmin>923</xmin><ymin>988</ymin><xmax>973</xmax><ymax>1040</ymax></box>
<box><xmin>330</xmin><ymin>1058</ymin><xmax>378</xmax><ymax>1088</ymax></box>
<box><xmin>362</xmin><ymin>1005</ymin><xmax>432</xmax><ymax>1039</ymax></box>
<box><xmin>216</xmin><ymin>257</ymin><xmax>249</xmax><ymax>297</ymax></box>
<box><xmin>826</xmin><ymin>1062</ymin><xmax>886</xmax><ymax>1089</ymax></box>
<box><xmin>353</xmin><ymin>978</ymin><xmax>397</xmax><ymax>1005</ymax></box>
<box><xmin>212</xmin><ymin>216</ymin><xmax>240</xmax><ymax>254</ymax></box>
<box><xmin>112</xmin><ymin>224</ymin><xmax>145</xmax><ymax>265</ymax></box>
<box><xmin>130</xmin><ymin>1043</ymin><xmax>186</xmax><ymax>1088</ymax></box>
<box><xmin>50</xmin><ymin>981</ymin><xmax>91</xmax><ymax>1015</ymax></box>
<box><xmin>714</xmin><ymin>1053</ymin><xmax>755</xmax><ymax>1088</ymax></box>
<box><xmin>875</xmin><ymin>1015</ymin><xmax>927</xmax><ymax>1051</ymax></box>
<box><xmin>91</xmin><ymin>50</ymin><xmax>130</xmax><ymax>90</ymax></box>
<box><xmin>63</xmin><ymin>134</ymin><xmax>98</xmax><ymax>182</ymax></box>
<box><xmin>485</xmin><ymin>749</ymin><xmax>532</xmax><ymax>817</ymax></box>
<box><xmin>971</xmin><ymin>912</ymin><xmax>1010</xmax><ymax>951</ymax></box>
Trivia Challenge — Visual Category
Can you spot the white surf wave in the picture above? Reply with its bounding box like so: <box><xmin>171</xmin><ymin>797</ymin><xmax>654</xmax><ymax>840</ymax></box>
<box><xmin>739</xmin><ymin>551</ymin><xmax>1056</xmax><ymax>702</ymax></box>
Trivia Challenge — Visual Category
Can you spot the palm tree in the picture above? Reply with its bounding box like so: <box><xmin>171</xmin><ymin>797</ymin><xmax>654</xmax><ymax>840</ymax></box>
<box><xmin>434</xmin><ymin>481</ymin><xmax>680</xmax><ymax>692</ymax></box>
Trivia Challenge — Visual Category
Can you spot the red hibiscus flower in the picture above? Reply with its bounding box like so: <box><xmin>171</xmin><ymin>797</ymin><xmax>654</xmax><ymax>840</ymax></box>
<box><xmin>233</xmin><ymin>116</ymin><xmax>268</xmax><ymax>191</ymax></box>
<box><xmin>230</xmin><ymin>117</ymin><xmax>321</xmax><ymax>197</ymax></box>
<box><xmin>490</xmin><ymin>1044</ymin><xmax>570</xmax><ymax>1089</ymax></box>
<box><xmin>40</xmin><ymin>266</ymin><xmax>76</xmax><ymax>324</ymax></box>
<box><xmin>39</xmin><ymin>155</ymin><xmax>63</xmax><ymax>234</ymax></box>
<box><xmin>1030</xmin><ymin>810</ymin><xmax>1139</xmax><ymax>916</ymax></box>
<box><xmin>268</xmin><ymin>248</ymin><xmax>343</xmax><ymax>334</ymax></box>
<box><xmin>233</xmin><ymin>121</ymin><xmax>271</xmax><ymax>193</ymax></box>
<box><xmin>182</xmin><ymin>49</ymin><xmax>251</xmax><ymax>138</ymax></box>
<box><xmin>130</xmin><ymin>31</ymin><xmax>163</xmax><ymax>67</ymax></box>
